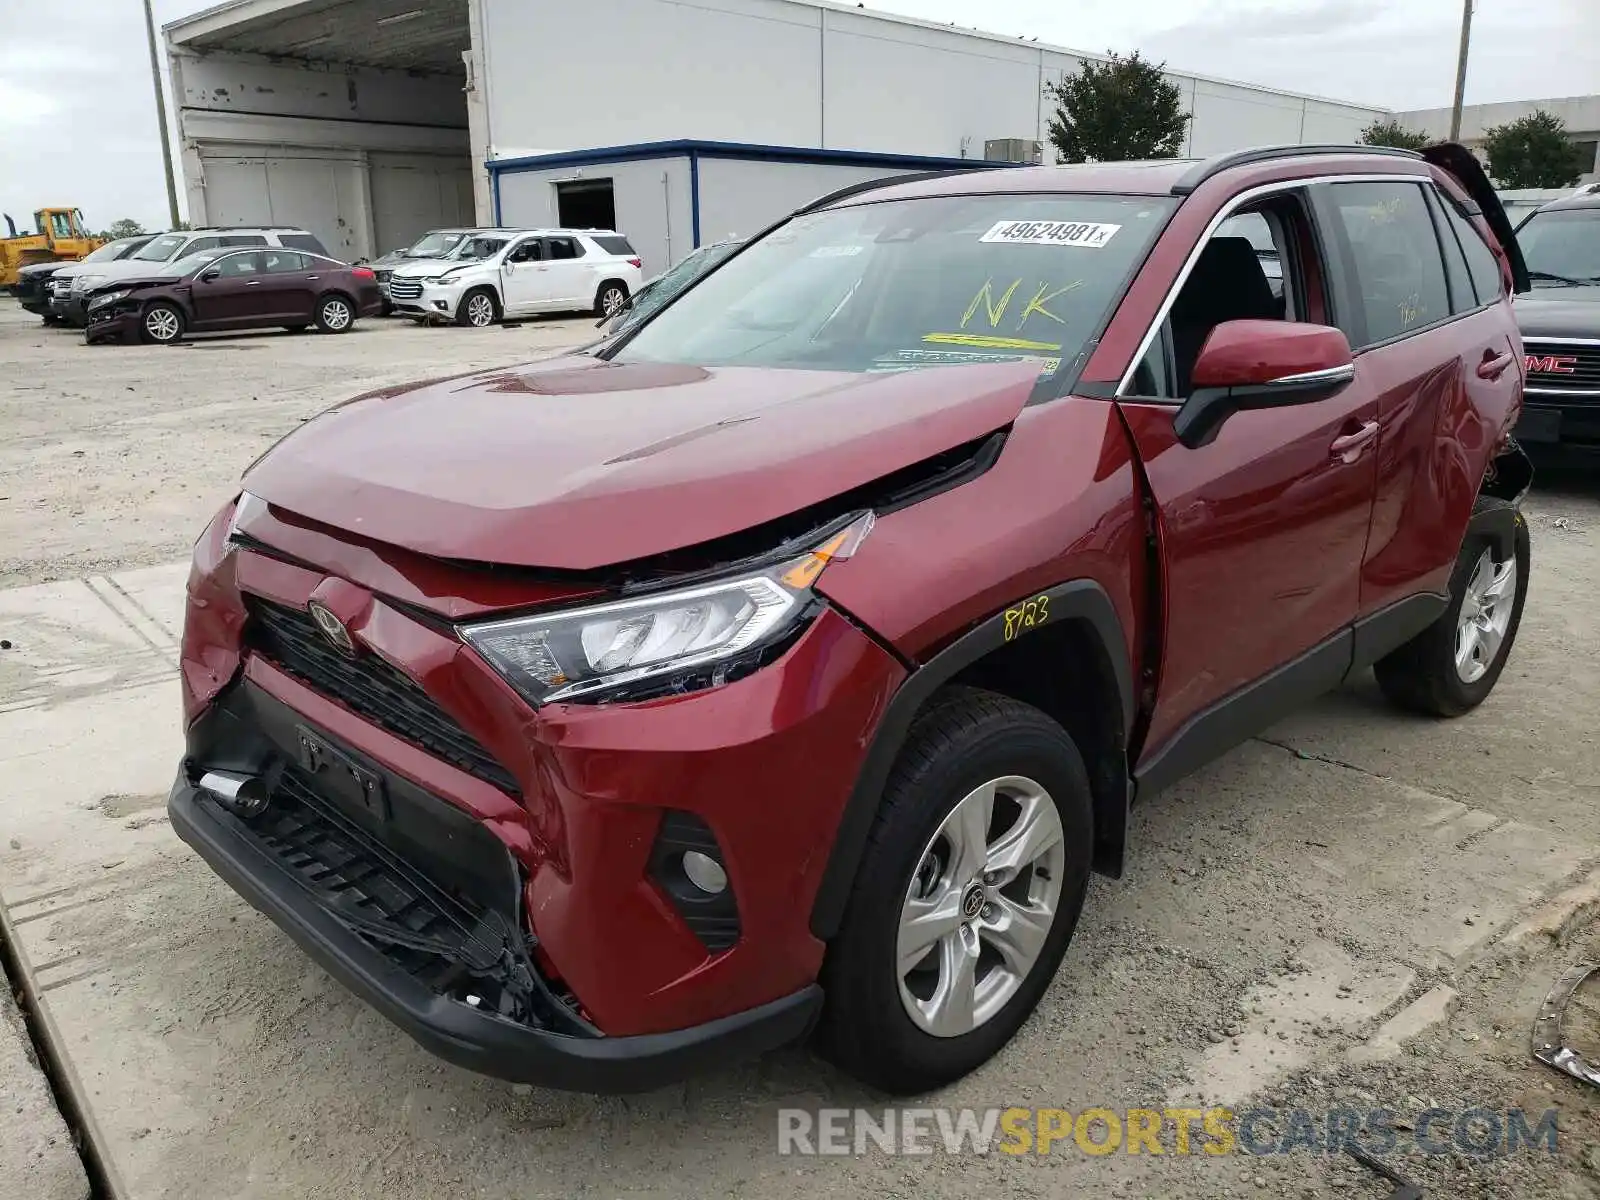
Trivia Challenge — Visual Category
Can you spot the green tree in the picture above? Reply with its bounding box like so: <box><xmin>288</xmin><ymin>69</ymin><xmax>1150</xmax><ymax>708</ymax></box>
<box><xmin>106</xmin><ymin>218</ymin><xmax>146</xmax><ymax>239</ymax></box>
<box><xmin>1359</xmin><ymin>119</ymin><xmax>1429</xmax><ymax>151</ymax></box>
<box><xmin>1045</xmin><ymin>51</ymin><xmax>1191</xmax><ymax>163</ymax></box>
<box><xmin>1483</xmin><ymin>110</ymin><xmax>1588</xmax><ymax>188</ymax></box>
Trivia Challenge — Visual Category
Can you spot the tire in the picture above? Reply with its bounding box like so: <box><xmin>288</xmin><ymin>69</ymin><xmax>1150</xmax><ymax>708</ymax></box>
<box><xmin>315</xmin><ymin>294</ymin><xmax>355</xmax><ymax>334</ymax></box>
<box><xmin>138</xmin><ymin>302</ymin><xmax>184</xmax><ymax>345</ymax></box>
<box><xmin>594</xmin><ymin>280</ymin><xmax>629</xmax><ymax>319</ymax></box>
<box><xmin>456</xmin><ymin>287</ymin><xmax>500</xmax><ymax>328</ymax></box>
<box><xmin>1374</xmin><ymin>498</ymin><xmax>1530</xmax><ymax>717</ymax></box>
<box><xmin>815</xmin><ymin>687</ymin><xmax>1094</xmax><ymax>1094</ymax></box>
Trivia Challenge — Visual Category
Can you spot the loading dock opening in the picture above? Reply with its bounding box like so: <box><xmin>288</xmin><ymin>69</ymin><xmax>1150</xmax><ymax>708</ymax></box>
<box><xmin>554</xmin><ymin>179</ymin><xmax>618</xmax><ymax>232</ymax></box>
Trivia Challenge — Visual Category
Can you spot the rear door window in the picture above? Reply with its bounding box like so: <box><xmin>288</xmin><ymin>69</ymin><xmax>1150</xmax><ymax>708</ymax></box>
<box><xmin>262</xmin><ymin>250</ymin><xmax>308</xmax><ymax>273</ymax></box>
<box><xmin>1422</xmin><ymin>187</ymin><xmax>1477</xmax><ymax>314</ymax></box>
<box><xmin>1443</xmin><ymin>197</ymin><xmax>1506</xmax><ymax>302</ymax></box>
<box><xmin>1323</xmin><ymin>181</ymin><xmax>1452</xmax><ymax>347</ymax></box>
<box><xmin>545</xmin><ymin>237</ymin><xmax>583</xmax><ymax>260</ymax></box>
<box><xmin>280</xmin><ymin>233</ymin><xmax>330</xmax><ymax>256</ymax></box>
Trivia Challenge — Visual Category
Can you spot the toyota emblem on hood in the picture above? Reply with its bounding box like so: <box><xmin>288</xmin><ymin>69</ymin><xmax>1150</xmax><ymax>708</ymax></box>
<box><xmin>307</xmin><ymin>600</ymin><xmax>356</xmax><ymax>655</ymax></box>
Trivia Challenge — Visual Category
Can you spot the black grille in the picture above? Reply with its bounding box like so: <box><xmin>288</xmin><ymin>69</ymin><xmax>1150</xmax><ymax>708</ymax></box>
<box><xmin>243</xmin><ymin>596</ymin><xmax>519</xmax><ymax>795</ymax></box>
<box><xmin>236</xmin><ymin>770</ymin><xmax>569</xmax><ymax>1026</ymax></box>
<box><xmin>1525</xmin><ymin>342</ymin><xmax>1600</xmax><ymax>395</ymax></box>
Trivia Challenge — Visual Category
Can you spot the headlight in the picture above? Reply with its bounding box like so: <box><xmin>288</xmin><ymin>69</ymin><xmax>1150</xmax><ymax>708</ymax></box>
<box><xmin>424</xmin><ymin>273</ymin><xmax>463</xmax><ymax>285</ymax></box>
<box><xmin>225</xmin><ymin>491</ymin><xmax>267</xmax><ymax>545</ymax></box>
<box><xmin>88</xmin><ymin>290</ymin><xmax>129</xmax><ymax>310</ymax></box>
<box><xmin>460</xmin><ymin>513</ymin><xmax>874</xmax><ymax>704</ymax></box>
<box><xmin>73</xmin><ymin>274</ymin><xmax>105</xmax><ymax>292</ymax></box>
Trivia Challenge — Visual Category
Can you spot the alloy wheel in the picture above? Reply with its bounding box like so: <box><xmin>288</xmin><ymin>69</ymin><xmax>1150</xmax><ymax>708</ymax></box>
<box><xmin>467</xmin><ymin>294</ymin><xmax>495</xmax><ymax>326</ymax></box>
<box><xmin>321</xmin><ymin>299</ymin><xmax>351</xmax><ymax>330</ymax></box>
<box><xmin>896</xmin><ymin>775</ymin><xmax>1065</xmax><ymax>1038</ymax></box>
<box><xmin>144</xmin><ymin>308</ymin><xmax>180</xmax><ymax>342</ymax></box>
<box><xmin>1455</xmin><ymin>546</ymin><xmax>1517</xmax><ymax>683</ymax></box>
<box><xmin>601</xmin><ymin>286</ymin><xmax>626</xmax><ymax>315</ymax></box>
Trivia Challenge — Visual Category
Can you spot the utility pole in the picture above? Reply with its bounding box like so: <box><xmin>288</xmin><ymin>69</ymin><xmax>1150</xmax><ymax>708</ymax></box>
<box><xmin>142</xmin><ymin>0</ymin><xmax>183</xmax><ymax>229</ymax></box>
<box><xmin>1448</xmin><ymin>0</ymin><xmax>1474</xmax><ymax>141</ymax></box>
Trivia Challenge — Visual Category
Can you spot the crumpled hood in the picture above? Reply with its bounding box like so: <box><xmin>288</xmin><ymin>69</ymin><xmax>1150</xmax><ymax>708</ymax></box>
<box><xmin>389</xmin><ymin>257</ymin><xmax>467</xmax><ymax>278</ymax></box>
<box><xmin>242</xmin><ymin>355</ymin><xmax>1039</xmax><ymax>570</ymax></box>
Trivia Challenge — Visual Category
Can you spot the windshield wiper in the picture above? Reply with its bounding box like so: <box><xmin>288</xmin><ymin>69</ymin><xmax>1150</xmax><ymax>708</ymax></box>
<box><xmin>1528</xmin><ymin>270</ymin><xmax>1586</xmax><ymax>286</ymax></box>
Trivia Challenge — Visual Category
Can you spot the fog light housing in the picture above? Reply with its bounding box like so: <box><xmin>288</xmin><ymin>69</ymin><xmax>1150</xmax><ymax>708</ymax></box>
<box><xmin>648</xmin><ymin>811</ymin><xmax>739</xmax><ymax>951</ymax></box>
<box><xmin>433</xmin><ymin>300</ymin><xmax>448</xmax><ymax>311</ymax></box>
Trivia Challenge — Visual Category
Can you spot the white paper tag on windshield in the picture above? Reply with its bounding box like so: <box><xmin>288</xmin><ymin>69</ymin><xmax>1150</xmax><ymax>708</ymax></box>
<box><xmin>979</xmin><ymin>220</ymin><xmax>1121</xmax><ymax>248</ymax></box>
<box><xmin>809</xmin><ymin>245</ymin><xmax>864</xmax><ymax>258</ymax></box>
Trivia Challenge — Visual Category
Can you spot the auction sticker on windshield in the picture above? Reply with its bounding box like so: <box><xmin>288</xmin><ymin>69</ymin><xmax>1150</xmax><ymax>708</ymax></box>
<box><xmin>980</xmin><ymin>220</ymin><xmax>1122</xmax><ymax>248</ymax></box>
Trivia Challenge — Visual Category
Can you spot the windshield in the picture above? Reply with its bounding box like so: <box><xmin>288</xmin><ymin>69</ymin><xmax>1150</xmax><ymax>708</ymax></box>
<box><xmin>406</xmin><ymin>231</ymin><xmax>468</xmax><ymax>259</ymax></box>
<box><xmin>455</xmin><ymin>235</ymin><xmax>508</xmax><ymax>261</ymax></box>
<box><xmin>1515</xmin><ymin>208</ymin><xmax>1600</xmax><ymax>286</ymax></box>
<box><xmin>168</xmin><ymin>249</ymin><xmax>227</xmax><ymax>277</ymax></box>
<box><xmin>626</xmin><ymin>242</ymin><xmax>743</xmax><ymax>323</ymax></box>
<box><xmin>131</xmin><ymin>233</ymin><xmax>190</xmax><ymax>262</ymax></box>
<box><xmin>83</xmin><ymin>239</ymin><xmax>137</xmax><ymax>263</ymax></box>
<box><xmin>613</xmin><ymin>195</ymin><xmax>1174</xmax><ymax>373</ymax></box>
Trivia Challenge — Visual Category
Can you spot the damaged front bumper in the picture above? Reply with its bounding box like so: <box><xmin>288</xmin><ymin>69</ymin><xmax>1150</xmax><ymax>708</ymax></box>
<box><xmin>168</xmin><ymin>687</ymin><xmax>822</xmax><ymax>1092</ymax></box>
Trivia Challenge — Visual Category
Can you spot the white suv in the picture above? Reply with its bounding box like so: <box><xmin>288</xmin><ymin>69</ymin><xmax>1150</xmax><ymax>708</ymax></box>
<box><xmin>386</xmin><ymin>229</ymin><xmax>643</xmax><ymax>327</ymax></box>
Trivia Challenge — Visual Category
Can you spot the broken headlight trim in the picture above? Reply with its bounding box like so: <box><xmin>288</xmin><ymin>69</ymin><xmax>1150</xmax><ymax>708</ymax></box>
<box><xmin>459</xmin><ymin>512</ymin><xmax>873</xmax><ymax>705</ymax></box>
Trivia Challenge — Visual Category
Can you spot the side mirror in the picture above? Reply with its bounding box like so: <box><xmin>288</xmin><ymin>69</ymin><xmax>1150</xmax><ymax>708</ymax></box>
<box><xmin>1173</xmin><ymin>320</ymin><xmax>1355</xmax><ymax>449</ymax></box>
<box><xmin>199</xmin><ymin>269</ymin><xmax>220</xmax><ymax>282</ymax></box>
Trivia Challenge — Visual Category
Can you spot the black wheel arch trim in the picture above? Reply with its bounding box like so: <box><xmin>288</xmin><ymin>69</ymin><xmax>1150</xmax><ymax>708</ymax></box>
<box><xmin>809</xmin><ymin>578</ymin><xmax>1134</xmax><ymax>940</ymax></box>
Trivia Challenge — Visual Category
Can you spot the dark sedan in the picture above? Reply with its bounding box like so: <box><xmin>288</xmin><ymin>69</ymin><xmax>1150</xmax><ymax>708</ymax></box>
<box><xmin>84</xmin><ymin>247</ymin><xmax>383</xmax><ymax>345</ymax></box>
<box><xmin>16</xmin><ymin>234</ymin><xmax>156</xmax><ymax>322</ymax></box>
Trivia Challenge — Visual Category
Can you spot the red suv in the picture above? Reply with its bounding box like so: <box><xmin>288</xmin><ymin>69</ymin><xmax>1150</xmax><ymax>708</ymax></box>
<box><xmin>171</xmin><ymin>143</ymin><xmax>1533</xmax><ymax>1095</ymax></box>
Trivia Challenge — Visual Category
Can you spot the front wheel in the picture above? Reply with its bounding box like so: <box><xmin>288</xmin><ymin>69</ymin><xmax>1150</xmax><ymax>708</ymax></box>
<box><xmin>816</xmin><ymin>688</ymin><xmax>1094</xmax><ymax>1094</ymax></box>
<box><xmin>315</xmin><ymin>294</ymin><xmax>354</xmax><ymax>333</ymax></box>
<box><xmin>139</xmin><ymin>302</ymin><xmax>184</xmax><ymax>345</ymax></box>
<box><xmin>457</xmin><ymin>287</ymin><xmax>500</xmax><ymax>327</ymax></box>
<box><xmin>1374</xmin><ymin>499</ymin><xmax>1530</xmax><ymax>716</ymax></box>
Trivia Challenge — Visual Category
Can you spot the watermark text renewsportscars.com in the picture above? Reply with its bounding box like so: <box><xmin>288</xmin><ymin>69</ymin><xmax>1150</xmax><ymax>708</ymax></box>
<box><xmin>777</xmin><ymin>1106</ymin><xmax>1560</xmax><ymax>1158</ymax></box>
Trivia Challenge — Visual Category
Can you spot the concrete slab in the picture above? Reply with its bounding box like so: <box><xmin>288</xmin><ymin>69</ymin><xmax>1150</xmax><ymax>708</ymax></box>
<box><xmin>0</xmin><ymin>989</ymin><xmax>89</xmax><ymax>1200</ymax></box>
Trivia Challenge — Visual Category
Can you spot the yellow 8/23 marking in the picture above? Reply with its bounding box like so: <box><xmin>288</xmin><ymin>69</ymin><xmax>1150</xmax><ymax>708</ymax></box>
<box><xmin>1003</xmin><ymin>594</ymin><xmax>1050</xmax><ymax>641</ymax></box>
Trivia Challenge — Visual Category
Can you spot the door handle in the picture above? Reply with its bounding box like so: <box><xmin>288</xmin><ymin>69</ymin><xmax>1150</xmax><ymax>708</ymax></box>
<box><xmin>1330</xmin><ymin>420</ymin><xmax>1380</xmax><ymax>464</ymax></box>
<box><xmin>245</xmin><ymin>280</ymin><xmax>261</xmax><ymax>286</ymax></box>
<box><xmin>305</xmin><ymin>275</ymin><xmax>319</xmax><ymax>281</ymax></box>
<box><xmin>1477</xmin><ymin>349</ymin><xmax>1513</xmax><ymax>380</ymax></box>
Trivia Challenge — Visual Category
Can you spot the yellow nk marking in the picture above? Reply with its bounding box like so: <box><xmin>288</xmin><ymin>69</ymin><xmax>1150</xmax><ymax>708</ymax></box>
<box><xmin>1018</xmin><ymin>280</ymin><xmax>1081</xmax><ymax>327</ymax></box>
<box><xmin>961</xmin><ymin>277</ymin><xmax>1023</xmax><ymax>330</ymax></box>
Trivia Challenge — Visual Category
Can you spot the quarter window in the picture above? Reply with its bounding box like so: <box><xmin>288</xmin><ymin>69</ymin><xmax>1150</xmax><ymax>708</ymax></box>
<box><xmin>1440</xmin><ymin>195</ymin><xmax>1504</xmax><ymax>303</ymax></box>
<box><xmin>1325</xmin><ymin>181</ymin><xmax>1451</xmax><ymax>347</ymax></box>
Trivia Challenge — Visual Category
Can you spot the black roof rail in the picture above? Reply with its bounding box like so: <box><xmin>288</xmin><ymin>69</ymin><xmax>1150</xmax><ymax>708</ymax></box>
<box><xmin>795</xmin><ymin>166</ymin><xmax>997</xmax><ymax>215</ymax></box>
<box><xmin>1171</xmin><ymin>143</ymin><xmax>1425</xmax><ymax>195</ymax></box>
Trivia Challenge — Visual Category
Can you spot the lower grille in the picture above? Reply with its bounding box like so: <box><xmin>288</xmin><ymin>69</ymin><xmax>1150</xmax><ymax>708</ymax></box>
<box><xmin>387</xmin><ymin>277</ymin><xmax>423</xmax><ymax>300</ymax></box>
<box><xmin>243</xmin><ymin>596</ymin><xmax>520</xmax><ymax>795</ymax></box>
<box><xmin>236</xmin><ymin>770</ymin><xmax>572</xmax><ymax>1027</ymax></box>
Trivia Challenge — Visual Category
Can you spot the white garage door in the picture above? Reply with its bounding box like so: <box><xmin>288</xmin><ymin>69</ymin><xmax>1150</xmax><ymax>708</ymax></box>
<box><xmin>198</xmin><ymin>147</ymin><xmax>365</xmax><ymax>260</ymax></box>
<box><xmin>369</xmin><ymin>153</ymin><xmax>475</xmax><ymax>258</ymax></box>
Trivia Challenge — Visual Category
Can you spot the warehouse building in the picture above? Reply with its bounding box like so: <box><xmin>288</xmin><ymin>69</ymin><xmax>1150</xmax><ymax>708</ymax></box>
<box><xmin>1396</xmin><ymin>94</ymin><xmax>1600</xmax><ymax>186</ymax></box>
<box><xmin>166</xmin><ymin>0</ymin><xmax>1386</xmax><ymax>273</ymax></box>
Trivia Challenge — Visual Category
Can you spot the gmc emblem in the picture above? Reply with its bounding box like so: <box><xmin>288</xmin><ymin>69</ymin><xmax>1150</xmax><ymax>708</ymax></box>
<box><xmin>1526</xmin><ymin>354</ymin><xmax>1580</xmax><ymax>374</ymax></box>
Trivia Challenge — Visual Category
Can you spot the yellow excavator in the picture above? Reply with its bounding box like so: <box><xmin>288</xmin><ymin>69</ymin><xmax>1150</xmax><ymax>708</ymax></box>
<box><xmin>1</xmin><ymin>208</ymin><xmax>104</xmax><ymax>291</ymax></box>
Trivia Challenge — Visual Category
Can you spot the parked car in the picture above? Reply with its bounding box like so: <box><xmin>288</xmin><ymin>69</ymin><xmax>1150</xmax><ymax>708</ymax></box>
<box><xmin>1510</xmin><ymin>190</ymin><xmax>1600</xmax><ymax>462</ymax></box>
<box><xmin>368</xmin><ymin>228</ymin><xmax>483</xmax><ymax>314</ymax></box>
<box><xmin>17</xmin><ymin>234</ymin><xmax>156</xmax><ymax>322</ymax></box>
<box><xmin>598</xmin><ymin>238</ymin><xmax>744</xmax><ymax>336</ymax></box>
<box><xmin>170</xmin><ymin>143</ymin><xmax>1531</xmax><ymax>1097</ymax></box>
<box><xmin>84</xmin><ymin>246</ymin><xmax>380</xmax><ymax>345</ymax></box>
<box><xmin>61</xmin><ymin>226</ymin><xmax>330</xmax><ymax>326</ymax></box>
<box><xmin>387</xmin><ymin>228</ymin><xmax>643</xmax><ymax>326</ymax></box>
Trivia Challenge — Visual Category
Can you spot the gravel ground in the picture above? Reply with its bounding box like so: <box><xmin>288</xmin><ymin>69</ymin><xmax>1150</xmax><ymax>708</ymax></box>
<box><xmin>1</xmin><ymin>295</ymin><xmax>1599</xmax><ymax>1198</ymax></box>
<box><xmin>0</xmin><ymin>302</ymin><xmax>598</xmax><ymax>589</ymax></box>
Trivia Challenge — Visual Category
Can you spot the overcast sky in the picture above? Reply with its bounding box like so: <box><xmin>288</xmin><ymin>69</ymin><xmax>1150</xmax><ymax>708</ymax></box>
<box><xmin>1</xmin><ymin>0</ymin><xmax>1594</xmax><ymax>233</ymax></box>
